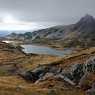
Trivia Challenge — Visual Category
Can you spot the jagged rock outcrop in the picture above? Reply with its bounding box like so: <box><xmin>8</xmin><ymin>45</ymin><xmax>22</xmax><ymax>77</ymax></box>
<box><xmin>18</xmin><ymin>56</ymin><xmax>95</xmax><ymax>89</ymax></box>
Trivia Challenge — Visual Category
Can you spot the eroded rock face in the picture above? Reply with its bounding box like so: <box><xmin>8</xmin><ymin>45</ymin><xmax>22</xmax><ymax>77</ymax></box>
<box><xmin>19</xmin><ymin>56</ymin><xmax>95</xmax><ymax>89</ymax></box>
<box><xmin>85</xmin><ymin>57</ymin><xmax>95</xmax><ymax>72</ymax></box>
<box><xmin>69</xmin><ymin>56</ymin><xmax>95</xmax><ymax>85</ymax></box>
<box><xmin>70</xmin><ymin>64</ymin><xmax>84</xmax><ymax>84</ymax></box>
<box><xmin>32</xmin><ymin>66</ymin><xmax>47</xmax><ymax>79</ymax></box>
<box><xmin>18</xmin><ymin>65</ymin><xmax>63</xmax><ymax>83</ymax></box>
<box><xmin>19</xmin><ymin>71</ymin><xmax>39</xmax><ymax>82</ymax></box>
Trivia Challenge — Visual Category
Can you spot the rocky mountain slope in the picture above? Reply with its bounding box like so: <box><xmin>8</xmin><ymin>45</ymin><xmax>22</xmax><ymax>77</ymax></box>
<box><xmin>6</xmin><ymin>14</ymin><xmax>95</xmax><ymax>48</ymax></box>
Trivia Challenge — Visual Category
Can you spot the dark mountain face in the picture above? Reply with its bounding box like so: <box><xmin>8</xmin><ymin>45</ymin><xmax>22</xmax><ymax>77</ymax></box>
<box><xmin>73</xmin><ymin>14</ymin><xmax>95</xmax><ymax>36</ymax></box>
<box><xmin>76</xmin><ymin>14</ymin><xmax>95</xmax><ymax>26</ymax></box>
<box><xmin>67</xmin><ymin>15</ymin><xmax>95</xmax><ymax>47</ymax></box>
<box><xmin>63</xmin><ymin>15</ymin><xmax>95</xmax><ymax>37</ymax></box>
<box><xmin>6</xmin><ymin>15</ymin><xmax>95</xmax><ymax>48</ymax></box>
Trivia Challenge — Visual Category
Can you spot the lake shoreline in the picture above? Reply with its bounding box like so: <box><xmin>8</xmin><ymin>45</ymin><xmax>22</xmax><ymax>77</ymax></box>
<box><xmin>2</xmin><ymin>40</ymin><xmax>73</xmax><ymax>57</ymax></box>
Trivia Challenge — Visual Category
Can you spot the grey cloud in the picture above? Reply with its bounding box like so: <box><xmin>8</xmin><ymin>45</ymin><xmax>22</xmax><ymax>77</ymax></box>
<box><xmin>0</xmin><ymin>0</ymin><xmax>95</xmax><ymax>24</ymax></box>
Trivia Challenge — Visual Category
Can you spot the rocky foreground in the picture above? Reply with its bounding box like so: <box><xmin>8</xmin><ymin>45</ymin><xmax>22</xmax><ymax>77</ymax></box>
<box><xmin>0</xmin><ymin>42</ymin><xmax>95</xmax><ymax>95</ymax></box>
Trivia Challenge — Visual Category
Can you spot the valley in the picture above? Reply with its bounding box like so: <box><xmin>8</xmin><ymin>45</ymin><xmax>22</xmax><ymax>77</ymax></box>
<box><xmin>0</xmin><ymin>15</ymin><xmax>95</xmax><ymax>95</ymax></box>
<box><xmin>5</xmin><ymin>15</ymin><xmax>95</xmax><ymax>50</ymax></box>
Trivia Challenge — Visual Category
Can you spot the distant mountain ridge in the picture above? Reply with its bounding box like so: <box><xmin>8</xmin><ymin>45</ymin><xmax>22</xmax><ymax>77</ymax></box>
<box><xmin>6</xmin><ymin>14</ymin><xmax>95</xmax><ymax>48</ymax></box>
<box><xmin>0</xmin><ymin>31</ymin><xmax>10</xmax><ymax>37</ymax></box>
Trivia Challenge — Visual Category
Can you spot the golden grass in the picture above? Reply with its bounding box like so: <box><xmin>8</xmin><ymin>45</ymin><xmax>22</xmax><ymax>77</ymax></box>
<box><xmin>0</xmin><ymin>76</ymin><xmax>84</xmax><ymax>95</ymax></box>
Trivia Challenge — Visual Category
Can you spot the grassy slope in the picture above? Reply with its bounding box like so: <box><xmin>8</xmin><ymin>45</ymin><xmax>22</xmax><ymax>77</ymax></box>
<box><xmin>1</xmin><ymin>42</ymin><xmax>95</xmax><ymax>95</ymax></box>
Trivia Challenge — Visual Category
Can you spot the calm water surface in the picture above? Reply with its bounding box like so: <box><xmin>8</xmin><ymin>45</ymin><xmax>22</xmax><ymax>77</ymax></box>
<box><xmin>21</xmin><ymin>45</ymin><xmax>72</xmax><ymax>57</ymax></box>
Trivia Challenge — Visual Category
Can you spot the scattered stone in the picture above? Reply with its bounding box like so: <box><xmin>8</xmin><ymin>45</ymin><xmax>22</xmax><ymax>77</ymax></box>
<box><xmin>86</xmin><ymin>88</ymin><xmax>95</xmax><ymax>95</ymax></box>
<box><xmin>18</xmin><ymin>56</ymin><xmax>95</xmax><ymax>90</ymax></box>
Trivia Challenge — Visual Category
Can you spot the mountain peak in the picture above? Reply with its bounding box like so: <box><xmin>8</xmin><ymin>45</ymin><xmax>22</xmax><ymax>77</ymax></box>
<box><xmin>82</xmin><ymin>14</ymin><xmax>94</xmax><ymax>21</ymax></box>
<box><xmin>78</xmin><ymin>14</ymin><xmax>95</xmax><ymax>24</ymax></box>
<box><xmin>75</xmin><ymin>14</ymin><xmax>95</xmax><ymax>29</ymax></box>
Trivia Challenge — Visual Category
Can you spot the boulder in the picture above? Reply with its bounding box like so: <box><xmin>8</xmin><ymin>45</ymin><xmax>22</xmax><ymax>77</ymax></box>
<box><xmin>86</xmin><ymin>88</ymin><xmax>95</xmax><ymax>95</ymax></box>
<box><xmin>70</xmin><ymin>64</ymin><xmax>84</xmax><ymax>84</ymax></box>
<box><xmin>19</xmin><ymin>71</ymin><xmax>39</xmax><ymax>82</ymax></box>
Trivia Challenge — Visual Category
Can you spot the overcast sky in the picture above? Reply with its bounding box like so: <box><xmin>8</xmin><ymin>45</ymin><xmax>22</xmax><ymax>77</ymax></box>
<box><xmin>0</xmin><ymin>0</ymin><xmax>95</xmax><ymax>31</ymax></box>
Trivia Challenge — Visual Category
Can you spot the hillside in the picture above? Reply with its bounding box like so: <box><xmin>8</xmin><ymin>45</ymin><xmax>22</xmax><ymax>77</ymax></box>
<box><xmin>0</xmin><ymin>41</ymin><xmax>61</xmax><ymax>95</ymax></box>
<box><xmin>6</xmin><ymin>14</ymin><xmax>95</xmax><ymax>48</ymax></box>
<box><xmin>0</xmin><ymin>42</ymin><xmax>95</xmax><ymax>95</ymax></box>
